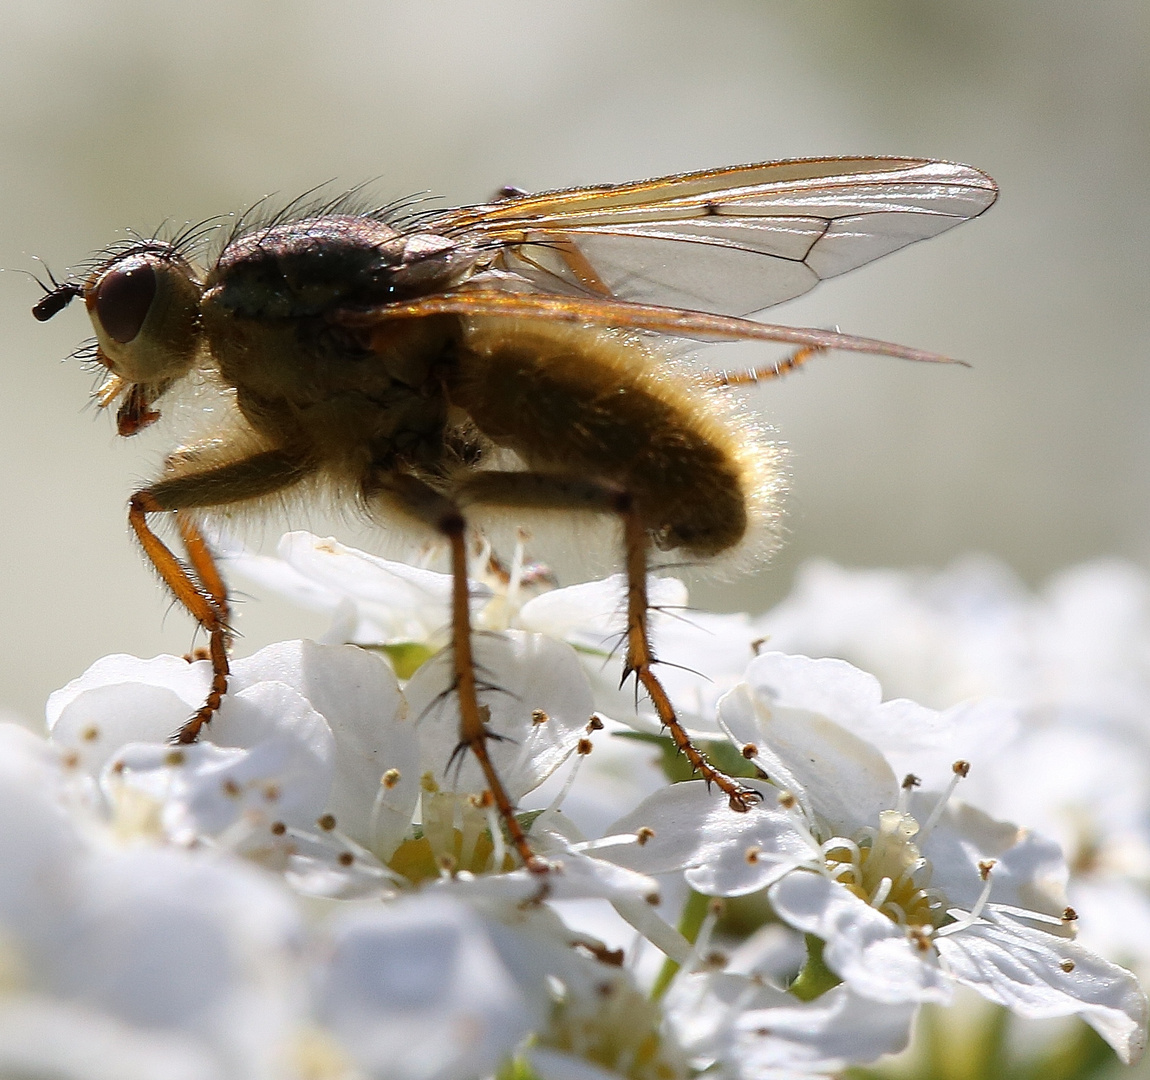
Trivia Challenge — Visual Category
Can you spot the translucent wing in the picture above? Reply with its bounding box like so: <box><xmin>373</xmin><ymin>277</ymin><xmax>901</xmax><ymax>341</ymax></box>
<box><xmin>425</xmin><ymin>157</ymin><xmax>997</xmax><ymax>317</ymax></box>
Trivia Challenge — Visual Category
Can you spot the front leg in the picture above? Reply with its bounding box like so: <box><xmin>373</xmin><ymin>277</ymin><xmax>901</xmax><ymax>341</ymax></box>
<box><xmin>129</xmin><ymin>448</ymin><xmax>312</xmax><ymax>742</ymax></box>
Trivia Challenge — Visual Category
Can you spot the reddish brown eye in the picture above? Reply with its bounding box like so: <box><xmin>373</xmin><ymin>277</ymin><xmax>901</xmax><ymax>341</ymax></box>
<box><xmin>94</xmin><ymin>261</ymin><xmax>157</xmax><ymax>343</ymax></box>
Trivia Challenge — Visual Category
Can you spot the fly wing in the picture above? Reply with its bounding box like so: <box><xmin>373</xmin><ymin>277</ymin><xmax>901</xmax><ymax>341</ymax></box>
<box><xmin>334</xmin><ymin>289</ymin><xmax>966</xmax><ymax>366</ymax></box>
<box><xmin>426</xmin><ymin>157</ymin><xmax>997</xmax><ymax>316</ymax></box>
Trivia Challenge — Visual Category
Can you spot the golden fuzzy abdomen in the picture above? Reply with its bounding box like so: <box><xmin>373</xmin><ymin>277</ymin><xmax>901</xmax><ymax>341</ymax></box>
<box><xmin>449</xmin><ymin>317</ymin><xmax>783</xmax><ymax>558</ymax></box>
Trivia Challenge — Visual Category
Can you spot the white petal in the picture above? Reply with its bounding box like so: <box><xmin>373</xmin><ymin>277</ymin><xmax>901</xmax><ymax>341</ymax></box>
<box><xmin>665</xmin><ymin>969</ymin><xmax>917</xmax><ymax>1077</ymax></box>
<box><xmin>720</xmin><ymin>655</ymin><xmax>899</xmax><ymax>834</ymax></box>
<box><xmin>316</xmin><ymin>896</ymin><xmax>541</xmax><ymax>1080</ymax></box>
<box><xmin>48</xmin><ymin>653</ymin><xmax>212</xmax><ymax>725</ymax></box>
<box><xmin>730</xmin><ymin>985</ymin><xmax>917</xmax><ymax>1076</ymax></box>
<box><xmin>768</xmin><ymin>872</ymin><xmax>951</xmax><ymax>1004</ymax></box>
<box><xmin>407</xmin><ymin>631</ymin><xmax>592</xmax><ymax>800</ymax></box>
<box><xmin>936</xmin><ymin>916</ymin><xmax>1148</xmax><ymax>1064</ymax></box>
<box><xmin>276</xmin><ymin>531</ymin><xmax>490</xmax><ymax>643</ymax></box>
<box><xmin>921</xmin><ymin>803</ymin><xmax>1069</xmax><ymax>919</ymax></box>
<box><xmin>0</xmin><ymin>997</ymin><xmax>223</xmax><ymax>1080</ymax></box>
<box><xmin>519</xmin><ymin>575</ymin><xmax>746</xmax><ymax>736</ymax></box>
<box><xmin>233</xmin><ymin>641</ymin><xmax>418</xmax><ymax>852</ymax></box>
<box><xmin>48</xmin><ymin>655</ymin><xmax>211</xmax><ymax>775</ymax></box>
<box><xmin>108</xmin><ymin>737</ymin><xmax>327</xmax><ymax>847</ymax></box>
<box><xmin>527</xmin><ymin>1046</ymin><xmax>622</xmax><ymax>1080</ymax></box>
<box><xmin>53</xmin><ymin>847</ymin><xmax>303</xmax><ymax>1078</ymax></box>
<box><xmin>0</xmin><ymin>729</ymin><xmax>86</xmax><ymax>949</ymax></box>
<box><xmin>600</xmin><ymin>781</ymin><xmax>809</xmax><ymax>895</ymax></box>
<box><xmin>215</xmin><ymin>529</ymin><xmax>346</xmax><ymax>616</ymax></box>
<box><xmin>517</xmin><ymin>574</ymin><xmax>686</xmax><ymax>644</ymax></box>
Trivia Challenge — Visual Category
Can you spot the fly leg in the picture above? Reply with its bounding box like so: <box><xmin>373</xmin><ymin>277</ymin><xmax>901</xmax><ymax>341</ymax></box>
<box><xmin>713</xmin><ymin>344</ymin><xmax>827</xmax><ymax>388</ymax></box>
<box><xmin>128</xmin><ymin>449</ymin><xmax>312</xmax><ymax>743</ymax></box>
<box><xmin>453</xmin><ymin>471</ymin><xmax>761</xmax><ymax>813</ymax></box>
<box><xmin>365</xmin><ymin>472</ymin><xmax>548</xmax><ymax>873</ymax></box>
<box><xmin>617</xmin><ymin>500</ymin><xmax>759</xmax><ymax>811</ymax></box>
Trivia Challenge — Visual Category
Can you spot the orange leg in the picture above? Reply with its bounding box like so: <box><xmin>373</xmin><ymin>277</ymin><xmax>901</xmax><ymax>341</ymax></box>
<box><xmin>444</xmin><ymin>516</ymin><xmax>549</xmax><ymax>873</ymax></box>
<box><xmin>366</xmin><ymin>471</ymin><xmax>548</xmax><ymax>872</ymax></box>
<box><xmin>127</xmin><ymin>449</ymin><xmax>311</xmax><ymax>742</ymax></box>
<box><xmin>618</xmin><ymin>501</ymin><xmax>759</xmax><ymax>811</ymax></box>
<box><xmin>713</xmin><ymin>344</ymin><xmax>826</xmax><ymax>388</ymax></box>
<box><xmin>177</xmin><ymin>511</ymin><xmax>230</xmax><ymax>628</ymax></box>
<box><xmin>130</xmin><ymin>493</ymin><xmax>231</xmax><ymax>743</ymax></box>
<box><xmin>453</xmin><ymin>470</ymin><xmax>761</xmax><ymax>812</ymax></box>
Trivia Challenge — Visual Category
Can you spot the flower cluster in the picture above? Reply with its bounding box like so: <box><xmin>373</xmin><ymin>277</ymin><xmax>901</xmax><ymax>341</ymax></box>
<box><xmin>2</xmin><ymin>533</ymin><xmax>1146</xmax><ymax>1079</ymax></box>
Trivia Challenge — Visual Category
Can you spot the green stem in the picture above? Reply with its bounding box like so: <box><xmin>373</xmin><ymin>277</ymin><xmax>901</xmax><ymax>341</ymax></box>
<box><xmin>789</xmin><ymin>935</ymin><xmax>842</xmax><ymax>1001</ymax></box>
<box><xmin>650</xmin><ymin>889</ymin><xmax>711</xmax><ymax>1001</ymax></box>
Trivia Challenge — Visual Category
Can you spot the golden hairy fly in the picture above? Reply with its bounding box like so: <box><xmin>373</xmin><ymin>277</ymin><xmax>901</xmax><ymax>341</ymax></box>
<box><xmin>34</xmin><ymin>156</ymin><xmax>997</xmax><ymax>872</ymax></box>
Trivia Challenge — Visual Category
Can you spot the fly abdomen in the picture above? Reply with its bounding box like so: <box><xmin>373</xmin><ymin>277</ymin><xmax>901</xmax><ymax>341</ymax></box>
<box><xmin>450</xmin><ymin>316</ymin><xmax>785</xmax><ymax>560</ymax></box>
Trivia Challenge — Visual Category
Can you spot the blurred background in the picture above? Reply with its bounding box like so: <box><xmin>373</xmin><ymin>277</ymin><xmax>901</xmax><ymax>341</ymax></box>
<box><xmin>2</xmin><ymin>1</ymin><xmax>1148</xmax><ymax>722</ymax></box>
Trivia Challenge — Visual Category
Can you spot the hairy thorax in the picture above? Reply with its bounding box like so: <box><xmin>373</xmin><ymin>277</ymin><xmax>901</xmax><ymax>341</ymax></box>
<box><xmin>199</xmin><ymin>217</ymin><xmax>465</xmax><ymax>473</ymax></box>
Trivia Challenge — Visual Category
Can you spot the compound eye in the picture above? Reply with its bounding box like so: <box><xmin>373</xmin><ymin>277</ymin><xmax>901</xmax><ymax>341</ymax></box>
<box><xmin>93</xmin><ymin>259</ymin><xmax>157</xmax><ymax>343</ymax></box>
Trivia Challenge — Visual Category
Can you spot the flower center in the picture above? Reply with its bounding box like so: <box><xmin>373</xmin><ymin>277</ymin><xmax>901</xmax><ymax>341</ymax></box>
<box><xmin>539</xmin><ymin>969</ymin><xmax>688</xmax><ymax>1080</ymax></box>
<box><xmin>387</xmin><ymin>774</ymin><xmax>514</xmax><ymax>883</ymax></box>
<box><xmin>821</xmin><ymin>809</ymin><xmax>941</xmax><ymax>929</ymax></box>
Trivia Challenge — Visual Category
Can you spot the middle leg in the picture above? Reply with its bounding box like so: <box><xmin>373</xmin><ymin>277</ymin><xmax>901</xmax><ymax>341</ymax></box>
<box><xmin>365</xmin><ymin>472</ymin><xmax>549</xmax><ymax>873</ymax></box>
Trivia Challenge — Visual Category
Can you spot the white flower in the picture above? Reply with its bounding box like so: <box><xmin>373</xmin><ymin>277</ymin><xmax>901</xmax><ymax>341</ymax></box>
<box><xmin>665</xmin><ymin>974</ymin><xmax>917</xmax><ymax>1080</ymax></box>
<box><xmin>45</xmin><ymin>630</ymin><xmax>663</xmax><ymax>911</ymax></box>
<box><xmin>315</xmin><ymin>895</ymin><xmax>546</xmax><ymax>1080</ymax></box>
<box><xmin>48</xmin><ymin>642</ymin><xmax>420</xmax><ymax>874</ymax></box>
<box><xmin>599</xmin><ymin>653</ymin><xmax>1148</xmax><ymax>1064</ymax></box>
<box><xmin>223</xmin><ymin>530</ymin><xmax>764</xmax><ymax>739</ymax></box>
<box><xmin>761</xmin><ymin>558</ymin><xmax>1150</xmax><ymax>975</ymax></box>
<box><xmin>0</xmin><ymin>723</ymin><xmax>306</xmax><ymax>1080</ymax></box>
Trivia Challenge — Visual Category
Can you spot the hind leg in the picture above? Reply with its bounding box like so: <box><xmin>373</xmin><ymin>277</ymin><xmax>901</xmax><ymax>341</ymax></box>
<box><xmin>453</xmin><ymin>469</ymin><xmax>760</xmax><ymax>811</ymax></box>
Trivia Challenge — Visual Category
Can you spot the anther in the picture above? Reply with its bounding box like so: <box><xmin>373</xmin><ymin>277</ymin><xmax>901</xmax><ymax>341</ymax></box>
<box><xmin>919</xmin><ymin>762</ymin><xmax>971</xmax><ymax>839</ymax></box>
<box><xmin>909</xmin><ymin>926</ymin><xmax>933</xmax><ymax>952</ymax></box>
